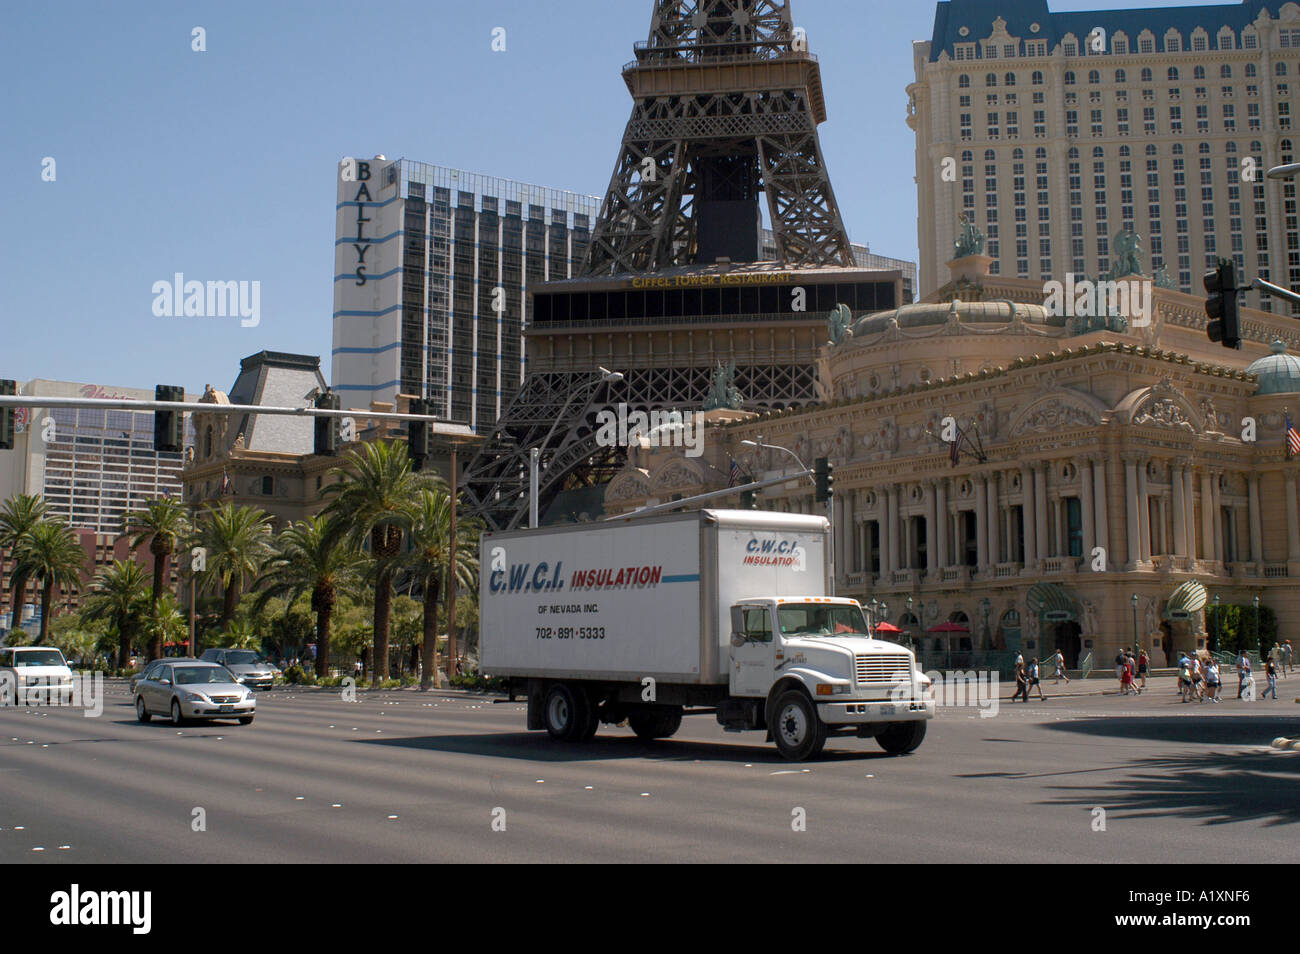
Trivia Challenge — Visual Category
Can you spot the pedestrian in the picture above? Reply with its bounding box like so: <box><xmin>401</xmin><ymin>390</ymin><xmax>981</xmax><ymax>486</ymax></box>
<box><xmin>1012</xmin><ymin>659</ymin><xmax>1028</xmax><ymax>702</ymax></box>
<box><xmin>1120</xmin><ymin>656</ymin><xmax>1135</xmax><ymax>696</ymax></box>
<box><xmin>1028</xmin><ymin>657</ymin><xmax>1046</xmax><ymax>700</ymax></box>
<box><xmin>1050</xmin><ymin>649</ymin><xmax>1069</xmax><ymax>684</ymax></box>
<box><xmin>1284</xmin><ymin>639</ymin><xmax>1294</xmax><ymax>675</ymax></box>
<box><xmin>1261</xmin><ymin>658</ymin><xmax>1278</xmax><ymax>700</ymax></box>
<box><xmin>1177</xmin><ymin>656</ymin><xmax>1193</xmax><ymax>702</ymax></box>
<box><xmin>1115</xmin><ymin>649</ymin><xmax>1127</xmax><ymax>684</ymax></box>
<box><xmin>1236</xmin><ymin>651</ymin><xmax>1252</xmax><ymax>699</ymax></box>
<box><xmin>1137</xmin><ymin>648</ymin><xmax>1149</xmax><ymax>691</ymax></box>
<box><xmin>1204</xmin><ymin>658</ymin><xmax>1221</xmax><ymax>703</ymax></box>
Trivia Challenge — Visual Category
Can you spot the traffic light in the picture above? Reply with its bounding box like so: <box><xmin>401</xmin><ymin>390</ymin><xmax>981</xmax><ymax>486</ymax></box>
<box><xmin>814</xmin><ymin>457</ymin><xmax>833</xmax><ymax>503</ymax></box>
<box><xmin>314</xmin><ymin>389</ymin><xmax>340</xmax><ymax>455</ymax></box>
<box><xmin>0</xmin><ymin>380</ymin><xmax>15</xmax><ymax>450</ymax></box>
<box><xmin>740</xmin><ymin>489</ymin><xmax>758</xmax><ymax>510</ymax></box>
<box><xmin>1204</xmin><ymin>259</ymin><xmax>1241</xmax><ymax>349</ymax></box>
<box><xmin>153</xmin><ymin>385</ymin><xmax>185</xmax><ymax>452</ymax></box>
<box><xmin>407</xmin><ymin>397</ymin><xmax>431</xmax><ymax>470</ymax></box>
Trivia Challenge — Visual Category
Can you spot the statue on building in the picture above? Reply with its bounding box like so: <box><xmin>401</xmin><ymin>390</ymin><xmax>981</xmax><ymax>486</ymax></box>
<box><xmin>954</xmin><ymin>213</ymin><xmax>986</xmax><ymax>258</ymax></box>
<box><xmin>702</xmin><ymin>361</ymin><xmax>743</xmax><ymax>411</ymax></box>
<box><xmin>1104</xmin><ymin>230</ymin><xmax>1145</xmax><ymax>281</ymax></box>
<box><xmin>1153</xmin><ymin>264</ymin><xmax>1176</xmax><ymax>289</ymax></box>
<box><xmin>827</xmin><ymin>303</ymin><xmax>853</xmax><ymax>345</ymax></box>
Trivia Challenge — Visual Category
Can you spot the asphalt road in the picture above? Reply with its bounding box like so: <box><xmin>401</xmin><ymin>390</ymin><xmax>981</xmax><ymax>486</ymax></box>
<box><xmin>2</xmin><ymin>679</ymin><xmax>1297</xmax><ymax>863</ymax></box>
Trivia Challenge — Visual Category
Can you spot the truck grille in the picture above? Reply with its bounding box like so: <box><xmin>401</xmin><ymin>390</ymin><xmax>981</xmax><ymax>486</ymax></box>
<box><xmin>855</xmin><ymin>654</ymin><xmax>912</xmax><ymax>684</ymax></box>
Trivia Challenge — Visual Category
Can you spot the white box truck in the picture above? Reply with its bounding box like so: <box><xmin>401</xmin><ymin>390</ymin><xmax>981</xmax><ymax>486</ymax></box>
<box><xmin>479</xmin><ymin>509</ymin><xmax>933</xmax><ymax>761</ymax></box>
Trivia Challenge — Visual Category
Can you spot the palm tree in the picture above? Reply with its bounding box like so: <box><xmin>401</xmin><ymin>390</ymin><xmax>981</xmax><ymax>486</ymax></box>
<box><xmin>11</xmin><ymin>519</ymin><xmax>85</xmax><ymax>643</ymax></box>
<box><xmin>255</xmin><ymin>516</ymin><xmax>361</xmax><ymax>678</ymax></box>
<box><xmin>401</xmin><ymin>485</ymin><xmax>481</xmax><ymax>690</ymax></box>
<box><xmin>140</xmin><ymin>592</ymin><xmax>187</xmax><ymax>659</ymax></box>
<box><xmin>321</xmin><ymin>441</ymin><xmax>427</xmax><ymax>686</ymax></box>
<box><xmin>0</xmin><ymin>493</ymin><xmax>50</xmax><ymax>628</ymax></box>
<box><xmin>123</xmin><ymin>496</ymin><xmax>190</xmax><ymax>659</ymax></box>
<box><xmin>82</xmin><ymin>560</ymin><xmax>150</xmax><ymax>668</ymax></box>
<box><xmin>193</xmin><ymin>503</ymin><xmax>272</xmax><ymax>627</ymax></box>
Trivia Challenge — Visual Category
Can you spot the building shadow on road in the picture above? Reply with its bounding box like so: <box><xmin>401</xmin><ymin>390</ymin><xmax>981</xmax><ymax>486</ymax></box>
<box><xmin>359</xmin><ymin>731</ymin><xmax>897</xmax><ymax>765</ymax></box>
<box><xmin>962</xmin><ymin>716</ymin><xmax>1300</xmax><ymax>826</ymax></box>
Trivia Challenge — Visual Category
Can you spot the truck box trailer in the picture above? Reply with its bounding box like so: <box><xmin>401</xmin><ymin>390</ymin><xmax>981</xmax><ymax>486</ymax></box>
<box><xmin>479</xmin><ymin>509</ymin><xmax>933</xmax><ymax>760</ymax></box>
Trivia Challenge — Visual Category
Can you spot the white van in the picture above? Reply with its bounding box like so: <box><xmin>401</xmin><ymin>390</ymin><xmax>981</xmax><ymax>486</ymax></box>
<box><xmin>0</xmin><ymin>647</ymin><xmax>76</xmax><ymax>705</ymax></box>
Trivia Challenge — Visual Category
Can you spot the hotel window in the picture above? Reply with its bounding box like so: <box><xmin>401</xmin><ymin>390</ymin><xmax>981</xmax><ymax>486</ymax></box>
<box><xmin>1066</xmin><ymin>109</ymin><xmax>1078</xmax><ymax>137</ymax></box>
<box><xmin>961</xmin><ymin>113</ymin><xmax>972</xmax><ymax>139</ymax></box>
<box><xmin>1063</xmin><ymin>40</ymin><xmax>1077</xmax><ymax>56</ymax></box>
<box><xmin>1277</xmin><ymin>63</ymin><xmax>1289</xmax><ymax>77</ymax></box>
<box><xmin>1170</xmin><ymin>105</ymin><xmax>1182</xmax><ymax>134</ymax></box>
<box><xmin>1219</xmin><ymin>32</ymin><xmax>1235</xmax><ymax>52</ymax></box>
<box><xmin>1032</xmin><ymin>71</ymin><xmax>1043</xmax><ymax>85</ymax></box>
<box><xmin>1280</xmin><ymin>101</ymin><xmax>1292</xmax><ymax>130</ymax></box>
<box><xmin>1117</xmin><ymin>107</ymin><xmax>1130</xmax><ymax>135</ymax></box>
<box><xmin>985</xmin><ymin>45</ymin><xmax>999</xmax><ymax>59</ymax></box>
<box><xmin>1066</xmin><ymin>498</ymin><xmax>1083</xmax><ymax>558</ymax></box>
<box><xmin>959</xmin><ymin>73</ymin><xmax>971</xmax><ymax>88</ymax></box>
<box><xmin>1091</xmin><ymin>109</ymin><xmax>1103</xmax><ymax>136</ymax></box>
<box><xmin>1168</xmin><ymin>67</ymin><xmax>1179</xmax><ymax>82</ymax></box>
<box><xmin>960</xmin><ymin>94</ymin><xmax>971</xmax><ymax>107</ymax></box>
<box><xmin>987</xmin><ymin>112</ymin><xmax>1000</xmax><ymax>138</ymax></box>
<box><xmin>1166</xmin><ymin>35</ymin><xmax>1181</xmax><ymax>54</ymax></box>
<box><xmin>1193</xmin><ymin>35</ymin><xmax>1207</xmax><ymax>52</ymax></box>
<box><xmin>1224</xmin><ymin>104</ymin><xmax>1236</xmax><ymax>131</ymax></box>
<box><xmin>1064</xmin><ymin>71</ymin><xmax>1076</xmax><ymax>85</ymax></box>
<box><xmin>1281</xmin><ymin>29</ymin><xmax>1300</xmax><ymax>48</ymax></box>
<box><xmin>956</xmin><ymin>44</ymin><xmax>975</xmax><ymax>60</ymax></box>
<box><xmin>1005</xmin><ymin>72</ymin><xmax>1017</xmax><ymax>86</ymax></box>
<box><xmin>1116</xmin><ymin>69</ymin><xmax>1126</xmax><ymax>83</ymax></box>
<box><xmin>1246</xmin><ymin>63</ymin><xmax>1257</xmax><ymax>78</ymax></box>
<box><xmin>986</xmin><ymin>73</ymin><xmax>998</xmax><ymax>87</ymax></box>
<box><xmin>1114</xmin><ymin>38</ymin><xmax>1128</xmax><ymax>54</ymax></box>
<box><xmin>1007</xmin><ymin>111</ymin><xmax>1019</xmax><ymax>137</ymax></box>
<box><xmin>1004</xmin><ymin>44</ymin><xmax>1016</xmax><ymax>57</ymax></box>
<box><xmin>1140</xmin><ymin>36</ymin><xmax>1154</xmax><ymax>54</ymax></box>
<box><xmin>1248</xmin><ymin>102</ymin><xmax>1260</xmax><ymax>130</ymax></box>
<box><xmin>1143</xmin><ymin>106</ymin><xmax>1156</xmax><ymax>134</ymax></box>
<box><xmin>1196</xmin><ymin>104</ymin><xmax>1209</xmax><ymax>132</ymax></box>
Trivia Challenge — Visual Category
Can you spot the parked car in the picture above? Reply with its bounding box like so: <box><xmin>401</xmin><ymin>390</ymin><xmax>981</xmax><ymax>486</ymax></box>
<box><xmin>0</xmin><ymin>647</ymin><xmax>75</xmax><ymax>705</ymax></box>
<box><xmin>199</xmin><ymin>648</ymin><xmax>276</xmax><ymax>690</ymax></box>
<box><xmin>135</xmin><ymin>661</ymin><xmax>255</xmax><ymax>726</ymax></box>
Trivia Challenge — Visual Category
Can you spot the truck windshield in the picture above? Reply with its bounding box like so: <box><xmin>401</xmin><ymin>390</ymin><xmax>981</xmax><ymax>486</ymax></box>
<box><xmin>777</xmin><ymin>604</ymin><xmax>870</xmax><ymax>638</ymax></box>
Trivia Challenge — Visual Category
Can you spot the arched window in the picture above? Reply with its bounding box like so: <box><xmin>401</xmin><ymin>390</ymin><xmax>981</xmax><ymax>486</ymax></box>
<box><xmin>1005</xmin><ymin>72</ymin><xmax>1017</xmax><ymax>86</ymax></box>
<box><xmin>1032</xmin><ymin>71</ymin><xmax>1044</xmax><ymax>85</ymax></box>
<box><xmin>1168</xmin><ymin>67</ymin><xmax>1179</xmax><ymax>81</ymax></box>
<box><xmin>1276</xmin><ymin>62</ymin><xmax>1288</xmax><ymax>76</ymax></box>
<box><xmin>961</xmin><ymin>150</ymin><xmax>973</xmax><ymax>161</ymax></box>
<box><xmin>1225</xmin><ymin>141</ymin><xmax>1238</xmax><ymax>154</ymax></box>
<box><xmin>1193</xmin><ymin>66</ymin><xmax>1205</xmax><ymax>79</ymax></box>
<box><xmin>1088</xmin><ymin>70</ymin><xmax>1100</xmax><ymax>84</ymax></box>
<box><xmin>1250</xmin><ymin>140</ymin><xmax>1262</xmax><ymax>154</ymax></box>
<box><xmin>1145</xmin><ymin>144</ymin><xmax>1158</xmax><ymax>156</ymax></box>
<box><xmin>1116</xmin><ymin>69</ymin><xmax>1126</xmax><ymax>83</ymax></box>
<box><xmin>959</xmin><ymin>73</ymin><xmax>970</xmax><ymax>88</ymax></box>
<box><xmin>1172</xmin><ymin>143</ymin><xmax>1183</xmax><ymax>155</ymax></box>
<box><xmin>1221</xmin><ymin>65</ymin><xmax>1232</xmax><ymax>78</ymax></box>
<box><xmin>986</xmin><ymin>72</ymin><xmax>998</xmax><ymax>87</ymax></box>
<box><xmin>1119</xmin><ymin>145</ymin><xmax>1131</xmax><ymax>157</ymax></box>
<box><xmin>1012</xmin><ymin>147</ymin><xmax>1024</xmax><ymax>159</ymax></box>
<box><xmin>204</xmin><ymin>427</ymin><xmax>213</xmax><ymax>459</ymax></box>
<box><xmin>1141</xmin><ymin>67</ymin><xmax>1153</xmax><ymax>82</ymax></box>
<box><xmin>1246</xmin><ymin>64</ymin><xmax>1257</xmax><ymax>78</ymax></box>
<box><xmin>1035</xmin><ymin>147</ymin><xmax>1047</xmax><ymax>159</ymax></box>
<box><xmin>1064</xmin><ymin>71</ymin><xmax>1076</xmax><ymax>85</ymax></box>
<box><xmin>1093</xmin><ymin>146</ymin><xmax>1105</xmax><ymax>158</ymax></box>
<box><xmin>1068</xmin><ymin>146</ymin><xmax>1080</xmax><ymax>159</ymax></box>
<box><xmin>984</xmin><ymin>149</ymin><xmax>996</xmax><ymax>161</ymax></box>
<box><xmin>1198</xmin><ymin>142</ymin><xmax>1210</xmax><ymax>154</ymax></box>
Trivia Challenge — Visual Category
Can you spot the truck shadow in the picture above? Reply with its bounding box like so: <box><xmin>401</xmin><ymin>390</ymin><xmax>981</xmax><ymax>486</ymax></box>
<box><xmin>360</xmin><ymin>731</ymin><xmax>897</xmax><ymax>764</ymax></box>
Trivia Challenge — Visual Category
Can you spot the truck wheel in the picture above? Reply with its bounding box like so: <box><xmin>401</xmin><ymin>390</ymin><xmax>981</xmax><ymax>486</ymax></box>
<box><xmin>628</xmin><ymin>706</ymin><xmax>682</xmax><ymax>741</ymax></box>
<box><xmin>543</xmin><ymin>683</ymin><xmax>585</xmax><ymax>742</ymax></box>
<box><xmin>876</xmin><ymin>720</ymin><xmax>926</xmax><ymax>755</ymax></box>
<box><xmin>771</xmin><ymin>690</ymin><xmax>827</xmax><ymax>761</ymax></box>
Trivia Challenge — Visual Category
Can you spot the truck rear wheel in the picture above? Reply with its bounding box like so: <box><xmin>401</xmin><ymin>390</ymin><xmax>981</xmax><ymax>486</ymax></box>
<box><xmin>876</xmin><ymin>720</ymin><xmax>926</xmax><ymax>755</ymax></box>
<box><xmin>771</xmin><ymin>690</ymin><xmax>827</xmax><ymax>761</ymax></box>
<box><xmin>543</xmin><ymin>683</ymin><xmax>588</xmax><ymax>742</ymax></box>
<box><xmin>628</xmin><ymin>706</ymin><xmax>682</xmax><ymax>741</ymax></box>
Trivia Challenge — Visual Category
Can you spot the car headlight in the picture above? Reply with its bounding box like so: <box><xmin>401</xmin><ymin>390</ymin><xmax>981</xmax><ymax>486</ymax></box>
<box><xmin>186</xmin><ymin>690</ymin><xmax>210</xmax><ymax>703</ymax></box>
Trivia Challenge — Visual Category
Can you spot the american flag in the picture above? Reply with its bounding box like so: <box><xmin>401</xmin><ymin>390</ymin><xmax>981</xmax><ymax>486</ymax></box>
<box><xmin>220</xmin><ymin>470</ymin><xmax>231</xmax><ymax>495</ymax></box>
<box><xmin>1287</xmin><ymin>413</ymin><xmax>1300</xmax><ymax>458</ymax></box>
<box><xmin>727</xmin><ymin>456</ymin><xmax>743</xmax><ymax>487</ymax></box>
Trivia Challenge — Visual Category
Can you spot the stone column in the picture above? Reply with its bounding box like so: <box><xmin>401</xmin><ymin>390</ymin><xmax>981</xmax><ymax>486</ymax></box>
<box><xmin>1171</xmin><ymin>460</ymin><xmax>1188</xmax><ymax>557</ymax></box>
<box><xmin>1053</xmin><ymin>498</ymin><xmax>1065</xmax><ymax>556</ymax></box>
<box><xmin>1200</xmin><ymin>471</ymin><xmax>1215</xmax><ymax>562</ymax></box>
<box><xmin>975</xmin><ymin>475</ymin><xmax>989</xmax><ymax>570</ymax></box>
<box><xmin>1183</xmin><ymin>467</ymin><xmax>1198</xmax><ymax>563</ymax></box>
<box><xmin>1286</xmin><ymin>473</ymin><xmax>1300</xmax><ymax>563</ymax></box>
<box><xmin>936</xmin><ymin>479</ymin><xmax>949</xmax><ymax>569</ymax></box>
<box><xmin>1093</xmin><ymin>457</ymin><xmax>1110</xmax><ymax>565</ymax></box>
<box><xmin>987</xmin><ymin>471</ymin><xmax>1000</xmax><ymax>565</ymax></box>
<box><xmin>1137</xmin><ymin>458</ymin><xmax>1151</xmax><ymax>562</ymax></box>
<box><xmin>886</xmin><ymin>484</ymin><xmax>900</xmax><ymax>575</ymax></box>
<box><xmin>926</xmin><ymin>481</ymin><xmax>939</xmax><ymax>576</ymax></box>
<box><xmin>1248</xmin><ymin>473</ymin><xmax>1263</xmax><ymax>563</ymax></box>
<box><xmin>1212</xmin><ymin>473</ymin><xmax>1225</xmax><ymax>564</ymax></box>
<box><xmin>1080</xmin><ymin>457</ymin><xmax>1095</xmax><ymax>556</ymax></box>
<box><xmin>1021</xmin><ymin>466</ymin><xmax>1036</xmax><ymax>568</ymax></box>
<box><xmin>1124</xmin><ymin>456</ymin><xmax>1141</xmax><ymax>567</ymax></box>
<box><xmin>1034</xmin><ymin>464</ymin><xmax>1049</xmax><ymax>563</ymax></box>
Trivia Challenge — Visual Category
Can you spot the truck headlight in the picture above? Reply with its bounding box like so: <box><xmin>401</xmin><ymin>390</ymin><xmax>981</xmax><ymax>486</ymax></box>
<box><xmin>816</xmin><ymin>683</ymin><xmax>852</xmax><ymax>696</ymax></box>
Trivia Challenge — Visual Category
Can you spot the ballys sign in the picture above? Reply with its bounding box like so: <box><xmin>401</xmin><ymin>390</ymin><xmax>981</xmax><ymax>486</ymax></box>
<box><xmin>80</xmin><ymin>385</ymin><xmax>136</xmax><ymax>401</ymax></box>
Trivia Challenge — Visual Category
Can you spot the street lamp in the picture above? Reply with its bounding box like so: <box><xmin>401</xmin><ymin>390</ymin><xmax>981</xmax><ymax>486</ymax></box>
<box><xmin>1254</xmin><ymin>594</ymin><xmax>1261</xmax><ymax>655</ymax></box>
<box><xmin>1131</xmin><ymin>593</ymin><xmax>1139</xmax><ymax>653</ymax></box>
<box><xmin>979</xmin><ymin>596</ymin><xmax>991</xmax><ymax>645</ymax></box>
<box><xmin>1212</xmin><ymin>593</ymin><xmax>1220</xmax><ymax>651</ymax></box>
<box><xmin>1265</xmin><ymin>162</ymin><xmax>1300</xmax><ymax>181</ymax></box>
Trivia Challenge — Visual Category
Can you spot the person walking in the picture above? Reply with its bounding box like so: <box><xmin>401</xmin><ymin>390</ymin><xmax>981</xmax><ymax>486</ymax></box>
<box><xmin>1137</xmin><ymin>648</ymin><xmax>1149</xmax><ymax>692</ymax></box>
<box><xmin>1283</xmin><ymin>639</ymin><xmax>1294</xmax><ymax>675</ymax></box>
<box><xmin>1115</xmin><ymin>649</ymin><xmax>1128</xmax><ymax>685</ymax></box>
<box><xmin>1050</xmin><ymin>649</ymin><xmax>1069</xmax><ymax>685</ymax></box>
<box><xmin>1012</xmin><ymin>659</ymin><xmax>1028</xmax><ymax>703</ymax></box>
<box><xmin>1178</xmin><ymin>655</ymin><xmax>1194</xmax><ymax>702</ymax></box>
<box><xmin>1028</xmin><ymin>657</ymin><xmax>1046</xmax><ymax>701</ymax></box>
<box><xmin>1236</xmin><ymin>651</ymin><xmax>1252</xmax><ymax>699</ymax></box>
<box><xmin>1261</xmin><ymin>658</ymin><xmax>1278</xmax><ymax>700</ymax></box>
<box><xmin>1205</xmin><ymin>658</ymin><xmax>1221</xmax><ymax>703</ymax></box>
<box><xmin>1120</xmin><ymin>655</ymin><xmax>1135</xmax><ymax>696</ymax></box>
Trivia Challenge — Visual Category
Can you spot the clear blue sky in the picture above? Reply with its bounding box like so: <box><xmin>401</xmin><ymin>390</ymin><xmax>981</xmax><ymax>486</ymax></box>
<box><xmin>0</xmin><ymin>0</ymin><xmax>1228</xmax><ymax>393</ymax></box>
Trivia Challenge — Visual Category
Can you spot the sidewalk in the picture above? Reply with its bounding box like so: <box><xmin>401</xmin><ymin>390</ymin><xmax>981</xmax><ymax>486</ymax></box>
<box><xmin>998</xmin><ymin>672</ymin><xmax>1300</xmax><ymax>701</ymax></box>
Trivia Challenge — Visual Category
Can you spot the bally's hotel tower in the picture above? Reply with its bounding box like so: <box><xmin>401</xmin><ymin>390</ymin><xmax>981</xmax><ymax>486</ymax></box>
<box><xmin>332</xmin><ymin>158</ymin><xmax>601</xmax><ymax>429</ymax></box>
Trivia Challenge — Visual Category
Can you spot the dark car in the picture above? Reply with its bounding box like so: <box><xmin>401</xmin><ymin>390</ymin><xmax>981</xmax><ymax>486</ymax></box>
<box><xmin>199</xmin><ymin>648</ymin><xmax>276</xmax><ymax>690</ymax></box>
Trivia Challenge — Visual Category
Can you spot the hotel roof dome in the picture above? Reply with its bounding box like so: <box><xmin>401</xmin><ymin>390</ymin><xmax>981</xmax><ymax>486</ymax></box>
<box><xmin>1246</xmin><ymin>339</ymin><xmax>1300</xmax><ymax>395</ymax></box>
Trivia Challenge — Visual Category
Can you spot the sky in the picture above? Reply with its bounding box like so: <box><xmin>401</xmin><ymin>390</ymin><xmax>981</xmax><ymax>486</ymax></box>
<box><xmin>0</xmin><ymin>0</ymin><xmax>1235</xmax><ymax>393</ymax></box>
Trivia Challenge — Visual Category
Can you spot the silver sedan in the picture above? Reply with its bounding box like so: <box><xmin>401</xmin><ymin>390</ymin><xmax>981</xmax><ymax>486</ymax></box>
<box><xmin>135</xmin><ymin>661</ymin><xmax>256</xmax><ymax>726</ymax></box>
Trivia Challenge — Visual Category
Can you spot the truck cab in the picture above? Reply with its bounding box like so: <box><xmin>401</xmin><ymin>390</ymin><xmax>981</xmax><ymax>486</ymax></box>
<box><xmin>728</xmin><ymin>596</ymin><xmax>934</xmax><ymax>759</ymax></box>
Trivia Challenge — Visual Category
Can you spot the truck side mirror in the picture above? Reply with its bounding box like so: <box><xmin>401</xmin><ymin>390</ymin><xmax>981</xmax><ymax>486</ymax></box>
<box><xmin>731</xmin><ymin>632</ymin><xmax>747</xmax><ymax>648</ymax></box>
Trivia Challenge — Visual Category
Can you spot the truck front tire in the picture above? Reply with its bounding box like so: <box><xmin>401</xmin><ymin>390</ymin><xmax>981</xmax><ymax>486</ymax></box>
<box><xmin>771</xmin><ymin>690</ymin><xmax>827</xmax><ymax>761</ymax></box>
<box><xmin>628</xmin><ymin>706</ymin><xmax>682</xmax><ymax>741</ymax></box>
<box><xmin>876</xmin><ymin>720</ymin><xmax>926</xmax><ymax>755</ymax></box>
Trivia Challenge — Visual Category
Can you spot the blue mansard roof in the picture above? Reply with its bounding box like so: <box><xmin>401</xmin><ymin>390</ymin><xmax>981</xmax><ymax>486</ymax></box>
<box><xmin>929</xmin><ymin>0</ymin><xmax>1282</xmax><ymax>61</ymax></box>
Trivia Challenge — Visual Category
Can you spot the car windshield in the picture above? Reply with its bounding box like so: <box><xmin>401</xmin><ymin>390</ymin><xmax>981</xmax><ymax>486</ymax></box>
<box><xmin>172</xmin><ymin>666</ymin><xmax>236</xmax><ymax>685</ymax></box>
<box><xmin>13</xmin><ymin>650</ymin><xmax>68</xmax><ymax>668</ymax></box>
<box><xmin>224</xmin><ymin>651</ymin><xmax>263</xmax><ymax>666</ymax></box>
<box><xmin>777</xmin><ymin>604</ymin><xmax>870</xmax><ymax>637</ymax></box>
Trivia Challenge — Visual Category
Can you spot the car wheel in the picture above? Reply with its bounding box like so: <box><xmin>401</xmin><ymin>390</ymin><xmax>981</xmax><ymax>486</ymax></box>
<box><xmin>770</xmin><ymin>689</ymin><xmax>827</xmax><ymax>761</ymax></box>
<box><xmin>170</xmin><ymin>699</ymin><xmax>185</xmax><ymax>726</ymax></box>
<box><xmin>136</xmin><ymin>696</ymin><xmax>151</xmax><ymax>723</ymax></box>
<box><xmin>237</xmin><ymin>716</ymin><xmax>253</xmax><ymax>725</ymax></box>
<box><xmin>876</xmin><ymin>720</ymin><xmax>926</xmax><ymax>755</ymax></box>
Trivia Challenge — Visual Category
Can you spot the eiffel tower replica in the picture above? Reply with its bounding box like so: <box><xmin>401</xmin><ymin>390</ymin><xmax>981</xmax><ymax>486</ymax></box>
<box><xmin>462</xmin><ymin>0</ymin><xmax>901</xmax><ymax>530</ymax></box>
